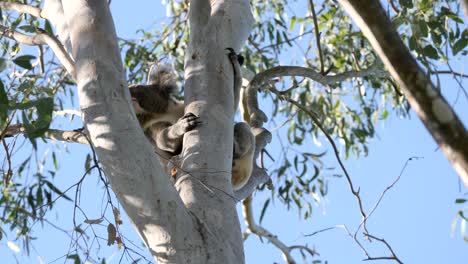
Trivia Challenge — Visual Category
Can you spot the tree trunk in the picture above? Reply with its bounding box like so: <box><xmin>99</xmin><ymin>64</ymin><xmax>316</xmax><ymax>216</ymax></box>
<box><xmin>60</xmin><ymin>0</ymin><xmax>254</xmax><ymax>263</ymax></box>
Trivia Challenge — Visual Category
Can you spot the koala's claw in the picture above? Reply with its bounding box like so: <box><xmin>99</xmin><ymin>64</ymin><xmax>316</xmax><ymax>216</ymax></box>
<box><xmin>178</xmin><ymin>112</ymin><xmax>202</xmax><ymax>132</ymax></box>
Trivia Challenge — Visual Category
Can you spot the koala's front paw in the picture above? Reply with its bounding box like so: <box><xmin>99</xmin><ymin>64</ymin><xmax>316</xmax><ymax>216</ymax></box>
<box><xmin>177</xmin><ymin>112</ymin><xmax>202</xmax><ymax>133</ymax></box>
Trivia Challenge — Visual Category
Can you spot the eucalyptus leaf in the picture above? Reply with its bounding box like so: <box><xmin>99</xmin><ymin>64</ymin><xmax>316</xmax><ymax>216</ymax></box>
<box><xmin>13</xmin><ymin>55</ymin><xmax>36</xmax><ymax>70</ymax></box>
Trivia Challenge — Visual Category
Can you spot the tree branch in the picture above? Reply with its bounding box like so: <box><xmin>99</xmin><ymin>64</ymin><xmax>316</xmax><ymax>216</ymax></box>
<box><xmin>42</xmin><ymin>0</ymin><xmax>72</xmax><ymax>52</ymax></box>
<box><xmin>0</xmin><ymin>2</ymin><xmax>45</xmax><ymax>19</ymax></box>
<box><xmin>2</xmin><ymin>124</ymin><xmax>88</xmax><ymax>144</ymax></box>
<box><xmin>430</xmin><ymin>70</ymin><xmax>468</xmax><ymax>79</ymax></box>
<box><xmin>242</xmin><ymin>196</ymin><xmax>317</xmax><ymax>264</ymax></box>
<box><xmin>461</xmin><ymin>0</ymin><xmax>468</xmax><ymax>22</ymax></box>
<box><xmin>245</xmin><ymin>63</ymin><xmax>388</xmax><ymax>128</ymax></box>
<box><xmin>337</xmin><ymin>0</ymin><xmax>468</xmax><ymax>187</ymax></box>
<box><xmin>308</xmin><ymin>0</ymin><xmax>325</xmax><ymax>74</ymax></box>
<box><xmin>0</xmin><ymin>25</ymin><xmax>75</xmax><ymax>77</ymax></box>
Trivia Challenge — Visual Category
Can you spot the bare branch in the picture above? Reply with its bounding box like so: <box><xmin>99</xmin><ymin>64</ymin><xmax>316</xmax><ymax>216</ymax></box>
<box><xmin>0</xmin><ymin>25</ymin><xmax>75</xmax><ymax>77</ymax></box>
<box><xmin>242</xmin><ymin>196</ymin><xmax>317</xmax><ymax>264</ymax></box>
<box><xmin>245</xmin><ymin>63</ymin><xmax>388</xmax><ymax>128</ymax></box>
<box><xmin>260</xmin><ymin>30</ymin><xmax>314</xmax><ymax>51</ymax></box>
<box><xmin>255</xmin><ymin>64</ymin><xmax>387</xmax><ymax>86</ymax></box>
<box><xmin>388</xmin><ymin>0</ymin><xmax>401</xmax><ymax>13</ymax></box>
<box><xmin>3</xmin><ymin>124</ymin><xmax>88</xmax><ymax>144</ymax></box>
<box><xmin>357</xmin><ymin>156</ymin><xmax>421</xmax><ymax>235</ymax></box>
<box><xmin>431</xmin><ymin>70</ymin><xmax>468</xmax><ymax>79</ymax></box>
<box><xmin>364</xmin><ymin>234</ymin><xmax>403</xmax><ymax>264</ymax></box>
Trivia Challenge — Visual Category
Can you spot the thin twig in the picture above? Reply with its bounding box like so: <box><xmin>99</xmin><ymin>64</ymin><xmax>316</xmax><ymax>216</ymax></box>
<box><xmin>364</xmin><ymin>233</ymin><xmax>403</xmax><ymax>264</ymax></box>
<box><xmin>242</xmin><ymin>195</ymin><xmax>317</xmax><ymax>264</ymax></box>
<box><xmin>388</xmin><ymin>0</ymin><xmax>401</xmax><ymax>13</ymax></box>
<box><xmin>260</xmin><ymin>30</ymin><xmax>314</xmax><ymax>51</ymax></box>
<box><xmin>430</xmin><ymin>70</ymin><xmax>468</xmax><ymax>79</ymax></box>
<box><xmin>308</xmin><ymin>0</ymin><xmax>325</xmax><ymax>74</ymax></box>
<box><xmin>357</xmin><ymin>156</ymin><xmax>421</xmax><ymax>235</ymax></box>
<box><xmin>305</xmin><ymin>227</ymin><xmax>336</xmax><ymax>237</ymax></box>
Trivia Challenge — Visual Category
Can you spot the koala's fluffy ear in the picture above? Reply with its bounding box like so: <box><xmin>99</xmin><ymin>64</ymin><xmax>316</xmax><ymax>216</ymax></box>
<box><xmin>147</xmin><ymin>64</ymin><xmax>178</xmax><ymax>95</ymax></box>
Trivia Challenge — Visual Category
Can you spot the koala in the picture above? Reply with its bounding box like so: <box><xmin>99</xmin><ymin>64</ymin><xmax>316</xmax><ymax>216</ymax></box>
<box><xmin>129</xmin><ymin>50</ymin><xmax>254</xmax><ymax>190</ymax></box>
<box><xmin>232</xmin><ymin>122</ymin><xmax>255</xmax><ymax>190</ymax></box>
<box><xmin>129</xmin><ymin>64</ymin><xmax>200</xmax><ymax>162</ymax></box>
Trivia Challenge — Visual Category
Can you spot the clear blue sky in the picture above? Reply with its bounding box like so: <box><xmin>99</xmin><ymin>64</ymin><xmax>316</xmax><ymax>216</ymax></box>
<box><xmin>1</xmin><ymin>1</ymin><xmax>467</xmax><ymax>263</ymax></box>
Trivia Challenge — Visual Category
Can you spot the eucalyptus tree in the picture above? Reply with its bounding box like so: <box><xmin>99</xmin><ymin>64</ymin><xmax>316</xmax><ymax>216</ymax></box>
<box><xmin>0</xmin><ymin>0</ymin><xmax>466</xmax><ymax>263</ymax></box>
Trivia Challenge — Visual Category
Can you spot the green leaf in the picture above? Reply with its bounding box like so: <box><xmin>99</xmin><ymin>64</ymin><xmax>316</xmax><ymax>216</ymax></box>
<box><xmin>18</xmin><ymin>25</ymin><xmax>37</xmax><ymax>33</ymax></box>
<box><xmin>13</xmin><ymin>55</ymin><xmax>36</xmax><ymax>70</ymax></box>
<box><xmin>0</xmin><ymin>58</ymin><xmax>7</xmax><ymax>72</ymax></box>
<box><xmin>44</xmin><ymin>20</ymin><xmax>54</xmax><ymax>35</ymax></box>
<box><xmin>52</xmin><ymin>152</ymin><xmax>58</xmax><ymax>170</ymax></box>
<box><xmin>259</xmin><ymin>198</ymin><xmax>270</xmax><ymax>224</ymax></box>
<box><xmin>452</xmin><ymin>37</ymin><xmax>467</xmax><ymax>56</ymax></box>
<box><xmin>84</xmin><ymin>154</ymin><xmax>92</xmax><ymax>171</ymax></box>
<box><xmin>455</xmin><ymin>199</ymin><xmax>467</xmax><ymax>204</ymax></box>
<box><xmin>422</xmin><ymin>45</ymin><xmax>439</xmax><ymax>59</ymax></box>
<box><xmin>398</xmin><ymin>0</ymin><xmax>413</xmax><ymax>8</ymax></box>
<box><xmin>0</xmin><ymin>79</ymin><xmax>7</xmax><ymax>126</ymax></box>
<box><xmin>289</xmin><ymin>16</ymin><xmax>296</xmax><ymax>30</ymax></box>
<box><xmin>67</xmin><ymin>254</ymin><xmax>81</xmax><ymax>264</ymax></box>
<box><xmin>44</xmin><ymin>180</ymin><xmax>72</xmax><ymax>201</ymax></box>
<box><xmin>418</xmin><ymin>21</ymin><xmax>428</xmax><ymax>38</ymax></box>
<box><xmin>33</xmin><ymin>97</ymin><xmax>53</xmax><ymax>134</ymax></box>
<box><xmin>22</xmin><ymin>111</ymin><xmax>37</xmax><ymax>149</ymax></box>
<box><xmin>15</xmin><ymin>97</ymin><xmax>54</xmax><ymax>139</ymax></box>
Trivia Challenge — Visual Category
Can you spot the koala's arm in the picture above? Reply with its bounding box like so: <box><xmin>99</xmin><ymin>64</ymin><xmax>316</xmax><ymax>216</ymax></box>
<box><xmin>147</xmin><ymin>113</ymin><xmax>201</xmax><ymax>155</ymax></box>
<box><xmin>226</xmin><ymin>48</ymin><xmax>243</xmax><ymax>112</ymax></box>
<box><xmin>232</xmin><ymin>122</ymin><xmax>255</xmax><ymax>190</ymax></box>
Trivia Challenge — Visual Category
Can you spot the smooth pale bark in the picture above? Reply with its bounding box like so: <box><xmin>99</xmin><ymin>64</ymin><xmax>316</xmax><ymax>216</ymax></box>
<box><xmin>174</xmin><ymin>0</ymin><xmax>255</xmax><ymax>262</ymax></box>
<box><xmin>337</xmin><ymin>0</ymin><xmax>468</xmax><ymax>187</ymax></box>
<box><xmin>60</xmin><ymin>0</ymin><xmax>205</xmax><ymax>263</ymax></box>
<box><xmin>42</xmin><ymin>0</ymin><xmax>72</xmax><ymax>52</ymax></box>
<box><xmin>462</xmin><ymin>0</ymin><xmax>468</xmax><ymax>21</ymax></box>
<box><xmin>59</xmin><ymin>0</ymin><xmax>256</xmax><ymax>262</ymax></box>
